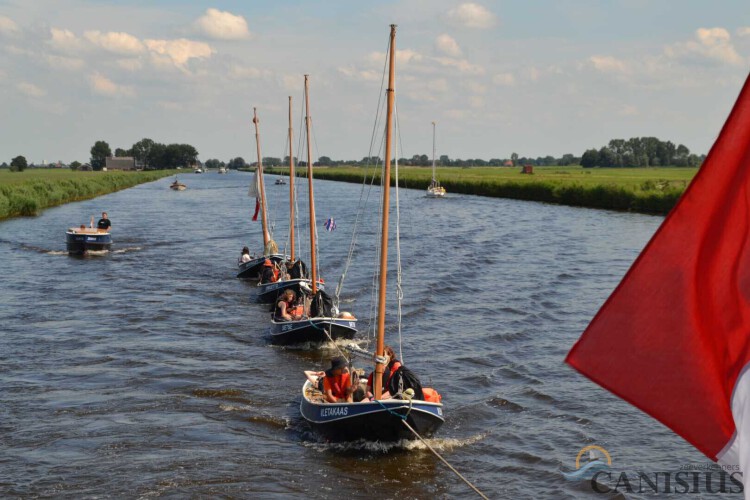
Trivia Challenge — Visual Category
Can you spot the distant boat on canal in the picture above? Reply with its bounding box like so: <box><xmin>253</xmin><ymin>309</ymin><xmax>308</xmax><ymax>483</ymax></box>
<box><xmin>170</xmin><ymin>179</ymin><xmax>187</xmax><ymax>191</ymax></box>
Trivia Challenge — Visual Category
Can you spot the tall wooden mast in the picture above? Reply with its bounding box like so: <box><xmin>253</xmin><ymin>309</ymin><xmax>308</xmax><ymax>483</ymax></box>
<box><xmin>431</xmin><ymin>121</ymin><xmax>437</xmax><ymax>181</ymax></box>
<box><xmin>253</xmin><ymin>108</ymin><xmax>270</xmax><ymax>248</ymax></box>
<box><xmin>304</xmin><ymin>75</ymin><xmax>318</xmax><ymax>294</ymax></box>
<box><xmin>288</xmin><ymin>96</ymin><xmax>296</xmax><ymax>262</ymax></box>
<box><xmin>374</xmin><ymin>24</ymin><xmax>396</xmax><ymax>400</ymax></box>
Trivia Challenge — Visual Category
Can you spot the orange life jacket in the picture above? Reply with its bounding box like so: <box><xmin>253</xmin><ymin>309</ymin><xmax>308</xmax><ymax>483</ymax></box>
<box><xmin>367</xmin><ymin>361</ymin><xmax>402</xmax><ymax>392</ymax></box>
<box><xmin>323</xmin><ymin>372</ymin><xmax>351</xmax><ymax>399</ymax></box>
<box><xmin>422</xmin><ymin>387</ymin><xmax>442</xmax><ymax>403</ymax></box>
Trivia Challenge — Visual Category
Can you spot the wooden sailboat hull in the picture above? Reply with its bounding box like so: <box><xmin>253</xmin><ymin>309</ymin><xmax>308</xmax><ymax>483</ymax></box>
<box><xmin>300</xmin><ymin>382</ymin><xmax>444</xmax><ymax>442</ymax></box>
<box><xmin>269</xmin><ymin>318</ymin><xmax>357</xmax><ymax>345</ymax></box>
<box><xmin>236</xmin><ymin>254</ymin><xmax>286</xmax><ymax>279</ymax></box>
<box><xmin>252</xmin><ymin>278</ymin><xmax>324</xmax><ymax>304</ymax></box>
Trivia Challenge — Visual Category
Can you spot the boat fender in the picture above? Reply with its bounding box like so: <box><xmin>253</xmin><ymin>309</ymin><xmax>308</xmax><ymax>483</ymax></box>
<box><xmin>422</xmin><ymin>387</ymin><xmax>441</xmax><ymax>403</ymax></box>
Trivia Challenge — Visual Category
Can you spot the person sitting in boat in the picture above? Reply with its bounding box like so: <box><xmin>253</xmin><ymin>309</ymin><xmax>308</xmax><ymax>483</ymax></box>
<box><xmin>322</xmin><ymin>356</ymin><xmax>354</xmax><ymax>403</ymax></box>
<box><xmin>97</xmin><ymin>212</ymin><xmax>111</xmax><ymax>231</ymax></box>
<box><xmin>275</xmin><ymin>289</ymin><xmax>303</xmax><ymax>321</ymax></box>
<box><xmin>304</xmin><ymin>370</ymin><xmax>325</xmax><ymax>392</ymax></box>
<box><xmin>287</xmin><ymin>259</ymin><xmax>308</xmax><ymax>279</ymax></box>
<box><xmin>366</xmin><ymin>345</ymin><xmax>424</xmax><ymax>400</ymax></box>
<box><xmin>260</xmin><ymin>259</ymin><xmax>280</xmax><ymax>284</ymax></box>
<box><xmin>239</xmin><ymin>246</ymin><xmax>252</xmax><ymax>264</ymax></box>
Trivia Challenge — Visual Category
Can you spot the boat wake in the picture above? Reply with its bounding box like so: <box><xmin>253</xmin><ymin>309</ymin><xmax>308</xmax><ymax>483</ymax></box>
<box><xmin>112</xmin><ymin>246</ymin><xmax>142</xmax><ymax>254</ymax></box>
<box><xmin>302</xmin><ymin>431</ymin><xmax>489</xmax><ymax>453</ymax></box>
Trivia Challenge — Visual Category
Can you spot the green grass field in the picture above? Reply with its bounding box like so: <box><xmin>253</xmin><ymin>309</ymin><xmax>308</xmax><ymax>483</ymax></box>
<box><xmin>266</xmin><ymin>165</ymin><xmax>699</xmax><ymax>214</ymax></box>
<box><xmin>0</xmin><ymin>169</ymin><xmax>173</xmax><ymax>220</ymax></box>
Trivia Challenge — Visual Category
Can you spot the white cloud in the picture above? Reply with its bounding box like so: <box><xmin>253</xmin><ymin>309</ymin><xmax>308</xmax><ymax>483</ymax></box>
<box><xmin>194</xmin><ymin>8</ymin><xmax>250</xmax><ymax>40</ymax></box>
<box><xmin>144</xmin><ymin>38</ymin><xmax>213</xmax><ymax>68</ymax></box>
<box><xmin>229</xmin><ymin>64</ymin><xmax>271</xmax><ymax>80</ymax></box>
<box><xmin>589</xmin><ymin>55</ymin><xmax>629</xmax><ymax>74</ymax></box>
<box><xmin>17</xmin><ymin>82</ymin><xmax>46</xmax><ymax>98</ymax></box>
<box><xmin>427</xmin><ymin>78</ymin><xmax>449</xmax><ymax>93</ymax></box>
<box><xmin>492</xmin><ymin>72</ymin><xmax>515</xmax><ymax>86</ymax></box>
<box><xmin>666</xmin><ymin>27</ymin><xmax>744</xmax><ymax>66</ymax></box>
<box><xmin>0</xmin><ymin>15</ymin><xmax>20</xmax><ymax>37</ymax></box>
<box><xmin>367</xmin><ymin>48</ymin><xmax>424</xmax><ymax>66</ymax></box>
<box><xmin>116</xmin><ymin>58</ymin><xmax>143</xmax><ymax>71</ymax></box>
<box><xmin>435</xmin><ymin>34</ymin><xmax>462</xmax><ymax>57</ymax></box>
<box><xmin>446</xmin><ymin>3</ymin><xmax>496</xmax><ymax>29</ymax></box>
<box><xmin>464</xmin><ymin>81</ymin><xmax>487</xmax><ymax>94</ymax></box>
<box><xmin>469</xmin><ymin>95</ymin><xmax>485</xmax><ymax>108</ymax></box>
<box><xmin>48</xmin><ymin>28</ymin><xmax>85</xmax><ymax>53</ymax></box>
<box><xmin>88</xmin><ymin>72</ymin><xmax>134</xmax><ymax>97</ymax></box>
<box><xmin>737</xmin><ymin>27</ymin><xmax>750</xmax><ymax>37</ymax></box>
<box><xmin>45</xmin><ymin>54</ymin><xmax>85</xmax><ymax>71</ymax></box>
<box><xmin>434</xmin><ymin>56</ymin><xmax>485</xmax><ymax>75</ymax></box>
<box><xmin>84</xmin><ymin>30</ymin><xmax>144</xmax><ymax>55</ymax></box>
<box><xmin>337</xmin><ymin>65</ymin><xmax>380</xmax><ymax>82</ymax></box>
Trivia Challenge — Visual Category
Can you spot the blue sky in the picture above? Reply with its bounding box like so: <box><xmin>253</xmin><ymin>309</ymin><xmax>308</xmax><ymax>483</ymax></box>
<box><xmin>1</xmin><ymin>0</ymin><xmax>750</xmax><ymax>164</ymax></box>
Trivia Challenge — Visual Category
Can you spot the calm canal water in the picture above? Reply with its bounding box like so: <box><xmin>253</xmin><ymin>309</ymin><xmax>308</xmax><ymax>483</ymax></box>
<box><xmin>0</xmin><ymin>172</ymin><xmax>735</xmax><ymax>498</ymax></box>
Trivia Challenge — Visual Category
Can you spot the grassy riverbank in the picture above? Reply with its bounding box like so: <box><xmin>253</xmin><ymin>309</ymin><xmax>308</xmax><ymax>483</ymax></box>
<box><xmin>266</xmin><ymin>165</ymin><xmax>698</xmax><ymax>214</ymax></box>
<box><xmin>0</xmin><ymin>169</ymin><xmax>174</xmax><ymax>220</ymax></box>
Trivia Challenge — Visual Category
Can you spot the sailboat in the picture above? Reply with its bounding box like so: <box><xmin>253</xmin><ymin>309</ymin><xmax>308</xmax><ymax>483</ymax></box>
<box><xmin>236</xmin><ymin>108</ymin><xmax>286</xmax><ymax>279</ymax></box>
<box><xmin>426</xmin><ymin>121</ymin><xmax>446</xmax><ymax>198</ymax></box>
<box><xmin>268</xmin><ymin>75</ymin><xmax>357</xmax><ymax>345</ymax></box>
<box><xmin>300</xmin><ymin>26</ymin><xmax>444</xmax><ymax>441</ymax></box>
<box><xmin>252</xmin><ymin>96</ymin><xmax>324</xmax><ymax>304</ymax></box>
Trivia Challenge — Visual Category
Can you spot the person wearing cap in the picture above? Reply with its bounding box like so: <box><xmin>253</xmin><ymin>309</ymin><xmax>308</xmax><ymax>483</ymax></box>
<box><xmin>323</xmin><ymin>356</ymin><xmax>353</xmax><ymax>403</ymax></box>
<box><xmin>259</xmin><ymin>259</ymin><xmax>279</xmax><ymax>284</ymax></box>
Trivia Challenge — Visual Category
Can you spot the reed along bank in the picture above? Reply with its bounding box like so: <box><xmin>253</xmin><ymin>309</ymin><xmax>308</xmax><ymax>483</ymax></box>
<box><xmin>266</xmin><ymin>165</ymin><xmax>698</xmax><ymax>215</ymax></box>
<box><xmin>0</xmin><ymin>169</ymin><xmax>174</xmax><ymax>220</ymax></box>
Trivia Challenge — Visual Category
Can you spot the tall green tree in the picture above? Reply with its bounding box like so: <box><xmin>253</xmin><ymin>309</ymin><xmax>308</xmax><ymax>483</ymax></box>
<box><xmin>10</xmin><ymin>155</ymin><xmax>28</xmax><ymax>172</ymax></box>
<box><xmin>90</xmin><ymin>140</ymin><xmax>111</xmax><ymax>171</ymax></box>
<box><xmin>131</xmin><ymin>138</ymin><xmax>155</xmax><ymax>168</ymax></box>
<box><xmin>69</xmin><ymin>161</ymin><xmax>82</xmax><ymax>171</ymax></box>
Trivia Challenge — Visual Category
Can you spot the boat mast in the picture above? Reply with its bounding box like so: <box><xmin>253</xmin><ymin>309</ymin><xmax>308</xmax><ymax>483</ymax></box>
<box><xmin>304</xmin><ymin>75</ymin><xmax>318</xmax><ymax>294</ymax></box>
<box><xmin>374</xmin><ymin>24</ymin><xmax>396</xmax><ymax>400</ymax></box>
<box><xmin>253</xmin><ymin>108</ymin><xmax>270</xmax><ymax>248</ymax></box>
<box><xmin>431</xmin><ymin>121</ymin><xmax>437</xmax><ymax>182</ymax></box>
<box><xmin>288</xmin><ymin>96</ymin><xmax>295</xmax><ymax>262</ymax></box>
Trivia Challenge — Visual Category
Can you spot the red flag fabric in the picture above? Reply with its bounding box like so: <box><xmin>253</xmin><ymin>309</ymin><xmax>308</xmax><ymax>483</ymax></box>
<box><xmin>252</xmin><ymin>198</ymin><xmax>260</xmax><ymax>222</ymax></box>
<box><xmin>567</xmin><ymin>74</ymin><xmax>750</xmax><ymax>462</ymax></box>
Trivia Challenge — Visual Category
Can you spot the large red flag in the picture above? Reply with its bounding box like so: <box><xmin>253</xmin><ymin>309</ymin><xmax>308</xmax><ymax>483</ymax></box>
<box><xmin>567</xmin><ymin>73</ymin><xmax>750</xmax><ymax>472</ymax></box>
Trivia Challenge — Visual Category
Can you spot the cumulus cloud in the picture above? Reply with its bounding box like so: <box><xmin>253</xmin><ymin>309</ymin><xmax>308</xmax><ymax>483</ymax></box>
<box><xmin>229</xmin><ymin>64</ymin><xmax>271</xmax><ymax>80</ymax></box>
<box><xmin>116</xmin><ymin>58</ymin><xmax>143</xmax><ymax>71</ymax></box>
<box><xmin>666</xmin><ymin>27</ymin><xmax>744</xmax><ymax>66</ymax></box>
<box><xmin>48</xmin><ymin>28</ymin><xmax>85</xmax><ymax>53</ymax></box>
<box><xmin>45</xmin><ymin>54</ymin><xmax>85</xmax><ymax>71</ymax></box>
<box><xmin>737</xmin><ymin>27</ymin><xmax>750</xmax><ymax>37</ymax></box>
<box><xmin>435</xmin><ymin>34</ymin><xmax>462</xmax><ymax>57</ymax></box>
<box><xmin>589</xmin><ymin>55</ymin><xmax>629</xmax><ymax>74</ymax></box>
<box><xmin>0</xmin><ymin>15</ymin><xmax>20</xmax><ymax>37</ymax></box>
<box><xmin>84</xmin><ymin>30</ymin><xmax>144</xmax><ymax>55</ymax></box>
<box><xmin>144</xmin><ymin>38</ymin><xmax>213</xmax><ymax>68</ymax></box>
<box><xmin>194</xmin><ymin>8</ymin><xmax>250</xmax><ymax>40</ymax></box>
<box><xmin>446</xmin><ymin>3</ymin><xmax>496</xmax><ymax>29</ymax></box>
<box><xmin>492</xmin><ymin>72</ymin><xmax>515</xmax><ymax>86</ymax></box>
<box><xmin>88</xmin><ymin>72</ymin><xmax>134</xmax><ymax>97</ymax></box>
<box><xmin>17</xmin><ymin>82</ymin><xmax>46</xmax><ymax>98</ymax></box>
<box><xmin>434</xmin><ymin>56</ymin><xmax>485</xmax><ymax>75</ymax></box>
<box><xmin>337</xmin><ymin>65</ymin><xmax>380</xmax><ymax>82</ymax></box>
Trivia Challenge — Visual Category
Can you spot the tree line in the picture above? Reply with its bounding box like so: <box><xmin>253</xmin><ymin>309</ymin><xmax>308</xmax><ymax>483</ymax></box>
<box><xmin>580</xmin><ymin>137</ymin><xmax>704</xmax><ymax>168</ymax></box>
<box><xmin>87</xmin><ymin>138</ymin><xmax>200</xmax><ymax>170</ymax></box>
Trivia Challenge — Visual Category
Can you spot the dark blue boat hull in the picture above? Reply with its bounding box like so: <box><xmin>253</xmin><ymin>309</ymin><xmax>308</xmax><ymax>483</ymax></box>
<box><xmin>300</xmin><ymin>382</ymin><xmax>444</xmax><ymax>442</ymax></box>
<box><xmin>252</xmin><ymin>279</ymin><xmax>323</xmax><ymax>304</ymax></box>
<box><xmin>269</xmin><ymin>318</ymin><xmax>357</xmax><ymax>345</ymax></box>
<box><xmin>66</xmin><ymin>231</ymin><xmax>112</xmax><ymax>255</ymax></box>
<box><xmin>236</xmin><ymin>254</ymin><xmax>285</xmax><ymax>279</ymax></box>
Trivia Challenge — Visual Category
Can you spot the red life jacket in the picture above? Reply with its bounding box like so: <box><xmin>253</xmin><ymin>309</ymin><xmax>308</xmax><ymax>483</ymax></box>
<box><xmin>324</xmin><ymin>372</ymin><xmax>351</xmax><ymax>399</ymax></box>
<box><xmin>367</xmin><ymin>361</ymin><xmax>402</xmax><ymax>393</ymax></box>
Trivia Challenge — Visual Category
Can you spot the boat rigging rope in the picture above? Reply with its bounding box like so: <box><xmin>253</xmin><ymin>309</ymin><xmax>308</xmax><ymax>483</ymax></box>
<box><xmin>400</xmin><ymin>419</ymin><xmax>490</xmax><ymax>500</ymax></box>
<box><xmin>394</xmin><ymin>102</ymin><xmax>404</xmax><ymax>364</ymax></box>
